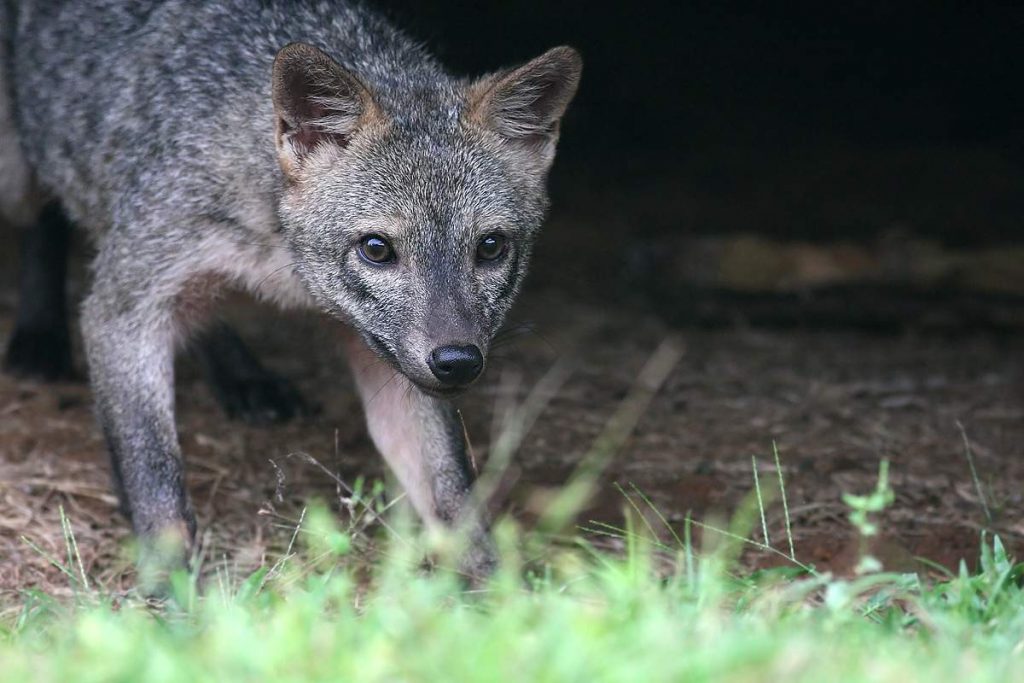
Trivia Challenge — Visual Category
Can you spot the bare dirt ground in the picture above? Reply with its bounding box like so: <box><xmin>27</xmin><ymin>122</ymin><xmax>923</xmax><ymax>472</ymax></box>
<box><xmin>1</xmin><ymin>211</ymin><xmax>1023</xmax><ymax>603</ymax></box>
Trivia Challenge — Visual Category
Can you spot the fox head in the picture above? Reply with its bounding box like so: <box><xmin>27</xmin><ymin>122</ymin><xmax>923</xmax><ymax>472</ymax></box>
<box><xmin>271</xmin><ymin>42</ymin><xmax>581</xmax><ymax>395</ymax></box>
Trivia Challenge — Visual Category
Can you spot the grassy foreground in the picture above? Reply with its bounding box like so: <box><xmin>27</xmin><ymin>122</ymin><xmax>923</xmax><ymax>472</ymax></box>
<box><xmin>1</xmin><ymin>500</ymin><xmax>1022</xmax><ymax>683</ymax></box>
<box><xmin>2</xmin><ymin>348</ymin><xmax>1021</xmax><ymax>681</ymax></box>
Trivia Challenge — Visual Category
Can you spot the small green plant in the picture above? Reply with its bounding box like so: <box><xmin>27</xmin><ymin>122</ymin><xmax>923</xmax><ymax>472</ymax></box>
<box><xmin>843</xmin><ymin>460</ymin><xmax>896</xmax><ymax>574</ymax></box>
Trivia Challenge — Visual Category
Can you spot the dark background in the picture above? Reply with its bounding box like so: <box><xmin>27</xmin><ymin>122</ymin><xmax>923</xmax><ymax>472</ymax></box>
<box><xmin>379</xmin><ymin>1</ymin><xmax>1024</xmax><ymax>247</ymax></box>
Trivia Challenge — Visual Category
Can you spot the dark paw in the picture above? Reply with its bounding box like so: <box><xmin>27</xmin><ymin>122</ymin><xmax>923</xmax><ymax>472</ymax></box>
<box><xmin>3</xmin><ymin>325</ymin><xmax>75</xmax><ymax>381</ymax></box>
<box><xmin>211</xmin><ymin>371</ymin><xmax>311</xmax><ymax>425</ymax></box>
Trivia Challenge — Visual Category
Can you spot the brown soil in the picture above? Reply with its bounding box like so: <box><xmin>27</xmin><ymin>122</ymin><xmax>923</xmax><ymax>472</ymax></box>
<box><xmin>1</xmin><ymin>229</ymin><xmax>1023</xmax><ymax>604</ymax></box>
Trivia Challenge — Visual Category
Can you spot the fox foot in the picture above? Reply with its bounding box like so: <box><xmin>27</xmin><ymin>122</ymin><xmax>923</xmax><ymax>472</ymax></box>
<box><xmin>209</xmin><ymin>369</ymin><xmax>309</xmax><ymax>425</ymax></box>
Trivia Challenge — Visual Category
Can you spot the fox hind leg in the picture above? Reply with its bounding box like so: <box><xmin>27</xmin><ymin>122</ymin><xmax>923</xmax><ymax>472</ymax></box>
<box><xmin>4</xmin><ymin>202</ymin><xmax>75</xmax><ymax>381</ymax></box>
<box><xmin>190</xmin><ymin>321</ymin><xmax>309</xmax><ymax>425</ymax></box>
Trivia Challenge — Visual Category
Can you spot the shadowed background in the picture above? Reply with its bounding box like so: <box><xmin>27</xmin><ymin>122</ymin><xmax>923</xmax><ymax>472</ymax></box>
<box><xmin>381</xmin><ymin>1</ymin><xmax>1023</xmax><ymax>237</ymax></box>
<box><xmin>380</xmin><ymin>1</ymin><xmax>1024</xmax><ymax>325</ymax></box>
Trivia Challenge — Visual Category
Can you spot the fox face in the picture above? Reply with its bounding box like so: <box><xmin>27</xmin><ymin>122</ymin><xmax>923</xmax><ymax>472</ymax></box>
<box><xmin>273</xmin><ymin>43</ymin><xmax>581</xmax><ymax>395</ymax></box>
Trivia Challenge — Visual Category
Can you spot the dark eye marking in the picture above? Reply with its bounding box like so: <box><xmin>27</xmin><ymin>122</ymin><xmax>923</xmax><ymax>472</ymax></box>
<box><xmin>495</xmin><ymin>249</ymin><xmax>521</xmax><ymax>302</ymax></box>
<box><xmin>339</xmin><ymin>265</ymin><xmax>374</xmax><ymax>302</ymax></box>
<box><xmin>358</xmin><ymin>234</ymin><xmax>396</xmax><ymax>265</ymax></box>
<box><xmin>476</xmin><ymin>233</ymin><xmax>508</xmax><ymax>262</ymax></box>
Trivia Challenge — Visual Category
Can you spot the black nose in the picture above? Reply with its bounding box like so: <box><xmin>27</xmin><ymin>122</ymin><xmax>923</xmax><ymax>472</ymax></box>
<box><xmin>428</xmin><ymin>344</ymin><xmax>484</xmax><ymax>387</ymax></box>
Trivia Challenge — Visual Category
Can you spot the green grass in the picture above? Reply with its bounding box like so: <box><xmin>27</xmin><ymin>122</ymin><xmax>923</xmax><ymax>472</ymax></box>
<box><xmin>1</xmin><ymin>483</ymin><xmax>1022</xmax><ymax>682</ymax></box>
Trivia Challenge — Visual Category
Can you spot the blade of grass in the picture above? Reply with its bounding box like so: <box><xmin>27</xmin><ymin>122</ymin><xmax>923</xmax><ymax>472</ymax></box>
<box><xmin>614</xmin><ymin>482</ymin><xmax>663</xmax><ymax>545</ymax></box>
<box><xmin>628</xmin><ymin>483</ymin><xmax>685</xmax><ymax>550</ymax></box>
<box><xmin>684</xmin><ymin>512</ymin><xmax>694</xmax><ymax>584</ymax></box>
<box><xmin>578</xmin><ymin>519</ymin><xmax>675</xmax><ymax>553</ymax></box>
<box><xmin>752</xmin><ymin>456</ymin><xmax>771</xmax><ymax>548</ymax></box>
<box><xmin>19</xmin><ymin>536</ymin><xmax>81</xmax><ymax>587</ymax></box>
<box><xmin>685</xmin><ymin>518</ymin><xmax>818</xmax><ymax>575</ymax></box>
<box><xmin>956</xmin><ymin>421</ymin><xmax>993</xmax><ymax>525</ymax></box>
<box><xmin>773</xmin><ymin>441</ymin><xmax>796</xmax><ymax>561</ymax></box>
<box><xmin>58</xmin><ymin>506</ymin><xmax>90</xmax><ymax>593</ymax></box>
<box><xmin>538</xmin><ymin>337</ymin><xmax>685</xmax><ymax>531</ymax></box>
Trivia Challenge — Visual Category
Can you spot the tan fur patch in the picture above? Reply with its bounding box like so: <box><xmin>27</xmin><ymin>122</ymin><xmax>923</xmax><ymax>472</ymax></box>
<box><xmin>343</xmin><ymin>330</ymin><xmax>441</xmax><ymax>524</ymax></box>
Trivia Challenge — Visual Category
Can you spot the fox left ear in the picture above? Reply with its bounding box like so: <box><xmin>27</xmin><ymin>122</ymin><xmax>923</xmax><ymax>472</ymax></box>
<box><xmin>272</xmin><ymin>42</ymin><xmax>381</xmax><ymax>179</ymax></box>
<box><xmin>467</xmin><ymin>46</ymin><xmax>582</xmax><ymax>167</ymax></box>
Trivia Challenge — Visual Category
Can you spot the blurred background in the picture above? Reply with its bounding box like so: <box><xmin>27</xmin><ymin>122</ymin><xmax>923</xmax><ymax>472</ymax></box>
<box><xmin>381</xmin><ymin>0</ymin><xmax>1024</xmax><ymax>329</ymax></box>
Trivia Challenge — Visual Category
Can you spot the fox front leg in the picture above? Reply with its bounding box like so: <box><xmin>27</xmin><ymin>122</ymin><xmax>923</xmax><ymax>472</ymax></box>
<box><xmin>345</xmin><ymin>333</ymin><xmax>497</xmax><ymax>580</ymax></box>
<box><xmin>82</xmin><ymin>238</ymin><xmax>196</xmax><ymax>572</ymax></box>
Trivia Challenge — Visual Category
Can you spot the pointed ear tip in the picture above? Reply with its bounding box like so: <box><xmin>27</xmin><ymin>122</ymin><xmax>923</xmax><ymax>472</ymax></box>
<box><xmin>547</xmin><ymin>45</ymin><xmax>583</xmax><ymax>70</ymax></box>
<box><xmin>273</xmin><ymin>42</ymin><xmax>339</xmax><ymax>75</ymax></box>
<box><xmin>275</xmin><ymin>41</ymin><xmax>311</xmax><ymax>62</ymax></box>
<box><xmin>273</xmin><ymin>43</ymin><xmax>311</xmax><ymax>82</ymax></box>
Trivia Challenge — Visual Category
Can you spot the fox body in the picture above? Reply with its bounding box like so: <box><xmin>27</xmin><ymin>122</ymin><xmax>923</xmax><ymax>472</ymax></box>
<box><xmin>0</xmin><ymin>0</ymin><xmax>580</xmax><ymax>578</ymax></box>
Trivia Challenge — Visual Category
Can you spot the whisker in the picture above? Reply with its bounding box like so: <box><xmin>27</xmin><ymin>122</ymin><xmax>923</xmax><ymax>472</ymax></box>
<box><xmin>357</xmin><ymin>356</ymin><xmax>391</xmax><ymax>374</ymax></box>
<box><xmin>494</xmin><ymin>321</ymin><xmax>536</xmax><ymax>339</ymax></box>
<box><xmin>366</xmin><ymin>370</ymin><xmax>402</xmax><ymax>408</ymax></box>
<box><xmin>526</xmin><ymin>327</ymin><xmax>559</xmax><ymax>354</ymax></box>
<box><xmin>253</xmin><ymin>261</ymin><xmax>303</xmax><ymax>292</ymax></box>
<box><xmin>494</xmin><ymin>322</ymin><xmax>558</xmax><ymax>354</ymax></box>
<box><xmin>487</xmin><ymin>351</ymin><xmax>519</xmax><ymax>362</ymax></box>
<box><xmin>228</xmin><ymin>238</ymin><xmax>294</xmax><ymax>251</ymax></box>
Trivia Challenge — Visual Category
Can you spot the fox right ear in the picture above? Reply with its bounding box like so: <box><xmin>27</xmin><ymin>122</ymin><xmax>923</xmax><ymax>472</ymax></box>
<box><xmin>272</xmin><ymin>42</ymin><xmax>380</xmax><ymax>179</ymax></box>
<box><xmin>467</xmin><ymin>46</ymin><xmax>582</xmax><ymax>168</ymax></box>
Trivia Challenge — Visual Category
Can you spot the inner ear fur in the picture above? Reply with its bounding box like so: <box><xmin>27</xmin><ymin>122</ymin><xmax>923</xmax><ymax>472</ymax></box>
<box><xmin>466</xmin><ymin>46</ymin><xmax>582</xmax><ymax>144</ymax></box>
<box><xmin>271</xmin><ymin>42</ymin><xmax>381</xmax><ymax>177</ymax></box>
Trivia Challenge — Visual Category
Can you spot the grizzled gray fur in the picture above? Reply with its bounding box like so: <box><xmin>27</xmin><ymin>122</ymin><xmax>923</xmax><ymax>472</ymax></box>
<box><xmin>0</xmin><ymin>0</ymin><xmax>580</xmax><ymax>579</ymax></box>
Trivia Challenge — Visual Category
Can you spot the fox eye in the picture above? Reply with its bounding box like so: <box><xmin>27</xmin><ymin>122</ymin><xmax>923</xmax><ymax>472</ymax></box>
<box><xmin>476</xmin><ymin>234</ymin><xmax>508</xmax><ymax>262</ymax></box>
<box><xmin>358</xmin><ymin>235</ymin><xmax>395</xmax><ymax>264</ymax></box>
